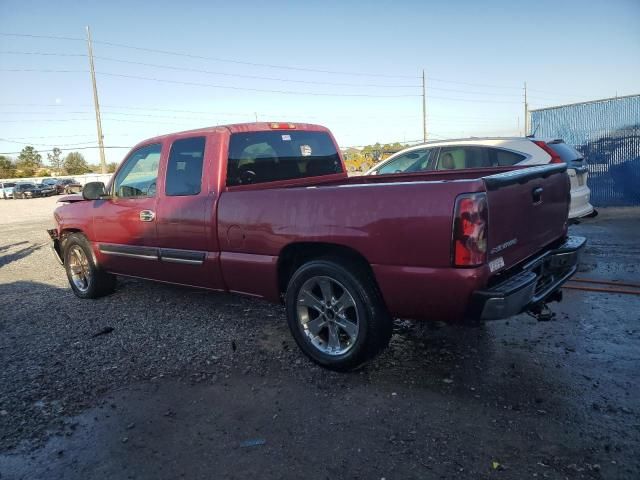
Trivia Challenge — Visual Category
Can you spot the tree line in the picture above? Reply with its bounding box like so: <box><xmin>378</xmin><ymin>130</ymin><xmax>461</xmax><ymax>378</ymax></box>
<box><xmin>0</xmin><ymin>146</ymin><xmax>118</xmax><ymax>179</ymax></box>
<box><xmin>342</xmin><ymin>142</ymin><xmax>409</xmax><ymax>172</ymax></box>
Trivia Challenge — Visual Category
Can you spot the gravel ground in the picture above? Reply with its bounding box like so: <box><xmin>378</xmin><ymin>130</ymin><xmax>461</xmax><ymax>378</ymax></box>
<box><xmin>0</xmin><ymin>196</ymin><xmax>639</xmax><ymax>479</ymax></box>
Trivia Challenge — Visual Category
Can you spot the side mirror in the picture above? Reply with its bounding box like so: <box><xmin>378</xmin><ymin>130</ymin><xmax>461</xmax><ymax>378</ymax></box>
<box><xmin>82</xmin><ymin>182</ymin><xmax>107</xmax><ymax>200</ymax></box>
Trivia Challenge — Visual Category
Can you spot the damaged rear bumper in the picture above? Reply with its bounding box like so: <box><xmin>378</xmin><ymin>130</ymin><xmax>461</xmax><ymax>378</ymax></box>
<box><xmin>471</xmin><ymin>236</ymin><xmax>586</xmax><ymax>320</ymax></box>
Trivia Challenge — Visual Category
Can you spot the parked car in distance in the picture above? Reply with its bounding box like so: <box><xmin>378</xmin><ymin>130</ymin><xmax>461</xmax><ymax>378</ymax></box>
<box><xmin>13</xmin><ymin>182</ymin><xmax>43</xmax><ymax>199</ymax></box>
<box><xmin>366</xmin><ymin>137</ymin><xmax>595</xmax><ymax>219</ymax></box>
<box><xmin>49</xmin><ymin>122</ymin><xmax>585</xmax><ymax>371</ymax></box>
<box><xmin>1</xmin><ymin>181</ymin><xmax>16</xmax><ymax>199</ymax></box>
<box><xmin>55</xmin><ymin>178</ymin><xmax>82</xmax><ymax>195</ymax></box>
<box><xmin>38</xmin><ymin>183</ymin><xmax>56</xmax><ymax>197</ymax></box>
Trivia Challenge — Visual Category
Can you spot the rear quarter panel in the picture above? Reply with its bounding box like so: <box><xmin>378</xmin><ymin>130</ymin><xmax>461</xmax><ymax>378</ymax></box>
<box><xmin>217</xmin><ymin>179</ymin><xmax>490</xmax><ymax>318</ymax></box>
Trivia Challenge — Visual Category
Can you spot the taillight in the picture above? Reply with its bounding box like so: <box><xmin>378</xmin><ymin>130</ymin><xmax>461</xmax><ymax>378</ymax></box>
<box><xmin>533</xmin><ymin>140</ymin><xmax>563</xmax><ymax>164</ymax></box>
<box><xmin>452</xmin><ymin>193</ymin><xmax>488</xmax><ymax>267</ymax></box>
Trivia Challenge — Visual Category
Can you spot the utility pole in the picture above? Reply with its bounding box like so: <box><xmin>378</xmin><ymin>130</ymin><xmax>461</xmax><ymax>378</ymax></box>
<box><xmin>523</xmin><ymin>81</ymin><xmax>529</xmax><ymax>136</ymax></box>
<box><xmin>86</xmin><ymin>26</ymin><xmax>107</xmax><ymax>174</ymax></box>
<box><xmin>421</xmin><ymin>69</ymin><xmax>427</xmax><ymax>143</ymax></box>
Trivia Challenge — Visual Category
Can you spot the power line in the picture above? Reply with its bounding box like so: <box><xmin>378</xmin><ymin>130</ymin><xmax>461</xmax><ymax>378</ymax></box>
<box><xmin>426</xmin><ymin>95</ymin><xmax>520</xmax><ymax>104</ymax></box>
<box><xmin>0</xmin><ymin>137</ymin><xmax>99</xmax><ymax>147</ymax></box>
<box><xmin>0</xmin><ymin>68</ymin><xmax>87</xmax><ymax>73</ymax></box>
<box><xmin>0</xmin><ymin>118</ymin><xmax>93</xmax><ymax>123</ymax></box>
<box><xmin>0</xmin><ymin>134</ymin><xmax>99</xmax><ymax>139</ymax></box>
<box><xmin>0</xmin><ymin>33</ymin><xmax>612</xmax><ymax>99</ymax></box>
<box><xmin>1</xmin><ymin>103</ymin><xmax>519</xmax><ymax>122</ymax></box>
<box><xmin>0</xmin><ymin>51</ymin><xmax>421</xmax><ymax>88</ymax></box>
<box><xmin>95</xmin><ymin>56</ymin><xmax>421</xmax><ymax>88</ymax></box>
<box><xmin>0</xmin><ymin>68</ymin><xmax>421</xmax><ymax>97</ymax></box>
<box><xmin>0</xmin><ymin>32</ymin><xmax>83</xmax><ymax>42</ymax></box>
<box><xmin>0</xmin><ymin>50</ymin><xmax>86</xmax><ymax>57</ymax></box>
<box><xmin>96</xmin><ymin>71</ymin><xmax>421</xmax><ymax>97</ymax></box>
<box><xmin>0</xmin><ymin>69</ymin><xmax>524</xmax><ymax>102</ymax></box>
<box><xmin>427</xmin><ymin>77</ymin><xmax>522</xmax><ymax>90</ymax></box>
<box><xmin>0</xmin><ymin>145</ymin><xmax>132</xmax><ymax>155</ymax></box>
<box><xmin>0</xmin><ymin>32</ymin><xmax>419</xmax><ymax>79</ymax></box>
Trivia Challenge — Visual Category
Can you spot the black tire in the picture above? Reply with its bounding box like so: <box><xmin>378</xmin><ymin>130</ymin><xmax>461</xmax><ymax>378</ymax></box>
<box><xmin>285</xmin><ymin>258</ymin><xmax>392</xmax><ymax>371</ymax></box>
<box><xmin>62</xmin><ymin>233</ymin><xmax>116</xmax><ymax>299</ymax></box>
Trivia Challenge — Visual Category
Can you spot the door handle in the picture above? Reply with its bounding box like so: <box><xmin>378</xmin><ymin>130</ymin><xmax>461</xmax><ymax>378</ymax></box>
<box><xmin>532</xmin><ymin>187</ymin><xmax>543</xmax><ymax>204</ymax></box>
<box><xmin>139</xmin><ymin>210</ymin><xmax>156</xmax><ymax>222</ymax></box>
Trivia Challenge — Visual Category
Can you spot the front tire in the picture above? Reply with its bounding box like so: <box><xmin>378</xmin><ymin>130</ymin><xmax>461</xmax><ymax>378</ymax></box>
<box><xmin>285</xmin><ymin>258</ymin><xmax>392</xmax><ymax>371</ymax></box>
<box><xmin>63</xmin><ymin>233</ymin><xmax>116</xmax><ymax>299</ymax></box>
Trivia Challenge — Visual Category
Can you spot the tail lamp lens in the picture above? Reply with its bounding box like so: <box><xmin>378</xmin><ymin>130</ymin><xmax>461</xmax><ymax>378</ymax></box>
<box><xmin>533</xmin><ymin>140</ymin><xmax>563</xmax><ymax>164</ymax></box>
<box><xmin>452</xmin><ymin>193</ymin><xmax>488</xmax><ymax>267</ymax></box>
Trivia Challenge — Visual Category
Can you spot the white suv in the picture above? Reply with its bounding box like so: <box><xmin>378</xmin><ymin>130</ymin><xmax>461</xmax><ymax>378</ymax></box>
<box><xmin>366</xmin><ymin>137</ymin><xmax>594</xmax><ymax>219</ymax></box>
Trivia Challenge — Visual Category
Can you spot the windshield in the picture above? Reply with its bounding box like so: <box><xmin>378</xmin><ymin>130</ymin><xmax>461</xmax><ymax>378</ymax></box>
<box><xmin>227</xmin><ymin>130</ymin><xmax>342</xmax><ymax>186</ymax></box>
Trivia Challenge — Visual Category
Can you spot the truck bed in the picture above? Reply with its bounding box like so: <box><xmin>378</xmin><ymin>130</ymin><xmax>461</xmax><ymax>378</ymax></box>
<box><xmin>218</xmin><ymin>163</ymin><xmax>569</xmax><ymax>321</ymax></box>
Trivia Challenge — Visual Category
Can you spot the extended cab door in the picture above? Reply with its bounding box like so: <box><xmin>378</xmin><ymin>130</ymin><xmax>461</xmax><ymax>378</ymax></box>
<box><xmin>92</xmin><ymin>143</ymin><xmax>163</xmax><ymax>278</ymax></box>
<box><xmin>153</xmin><ymin>135</ymin><xmax>224</xmax><ymax>289</ymax></box>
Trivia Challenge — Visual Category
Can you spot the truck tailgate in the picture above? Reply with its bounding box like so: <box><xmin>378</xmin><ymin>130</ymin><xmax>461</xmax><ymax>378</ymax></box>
<box><xmin>483</xmin><ymin>164</ymin><xmax>569</xmax><ymax>272</ymax></box>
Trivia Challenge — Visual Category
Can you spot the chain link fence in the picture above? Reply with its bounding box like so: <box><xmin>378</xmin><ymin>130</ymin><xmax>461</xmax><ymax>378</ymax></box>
<box><xmin>531</xmin><ymin>94</ymin><xmax>640</xmax><ymax>206</ymax></box>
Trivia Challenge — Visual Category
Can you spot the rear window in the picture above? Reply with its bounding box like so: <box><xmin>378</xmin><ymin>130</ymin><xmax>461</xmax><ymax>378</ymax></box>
<box><xmin>227</xmin><ymin>130</ymin><xmax>342</xmax><ymax>186</ymax></box>
<box><xmin>546</xmin><ymin>141</ymin><xmax>583</xmax><ymax>162</ymax></box>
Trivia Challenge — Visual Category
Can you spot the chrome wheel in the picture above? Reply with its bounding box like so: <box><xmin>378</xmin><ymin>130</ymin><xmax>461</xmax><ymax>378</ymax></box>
<box><xmin>296</xmin><ymin>276</ymin><xmax>359</xmax><ymax>356</ymax></box>
<box><xmin>68</xmin><ymin>245</ymin><xmax>91</xmax><ymax>293</ymax></box>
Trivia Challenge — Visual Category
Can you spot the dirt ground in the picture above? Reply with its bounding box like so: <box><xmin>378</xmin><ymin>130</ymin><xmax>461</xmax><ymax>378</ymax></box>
<box><xmin>0</xmin><ymin>196</ymin><xmax>638</xmax><ymax>480</ymax></box>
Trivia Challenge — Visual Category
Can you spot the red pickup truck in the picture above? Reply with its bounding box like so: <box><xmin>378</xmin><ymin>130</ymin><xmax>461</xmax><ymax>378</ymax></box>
<box><xmin>49</xmin><ymin>122</ymin><xmax>585</xmax><ymax>370</ymax></box>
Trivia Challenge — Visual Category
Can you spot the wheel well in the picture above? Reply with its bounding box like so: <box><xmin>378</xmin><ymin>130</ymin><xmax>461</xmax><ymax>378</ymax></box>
<box><xmin>277</xmin><ymin>242</ymin><xmax>379</xmax><ymax>296</ymax></box>
<box><xmin>60</xmin><ymin>228</ymin><xmax>82</xmax><ymax>241</ymax></box>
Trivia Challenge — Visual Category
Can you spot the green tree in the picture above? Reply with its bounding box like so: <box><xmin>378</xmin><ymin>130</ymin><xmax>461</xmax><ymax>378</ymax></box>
<box><xmin>106</xmin><ymin>162</ymin><xmax>118</xmax><ymax>173</ymax></box>
<box><xmin>63</xmin><ymin>152</ymin><xmax>91</xmax><ymax>175</ymax></box>
<box><xmin>47</xmin><ymin>147</ymin><xmax>64</xmax><ymax>174</ymax></box>
<box><xmin>0</xmin><ymin>155</ymin><xmax>17</xmax><ymax>178</ymax></box>
<box><xmin>16</xmin><ymin>146</ymin><xmax>42</xmax><ymax>176</ymax></box>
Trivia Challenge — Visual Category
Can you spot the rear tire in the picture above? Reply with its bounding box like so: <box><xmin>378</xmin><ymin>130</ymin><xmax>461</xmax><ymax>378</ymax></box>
<box><xmin>285</xmin><ymin>258</ymin><xmax>392</xmax><ymax>371</ymax></box>
<box><xmin>62</xmin><ymin>233</ymin><xmax>116</xmax><ymax>299</ymax></box>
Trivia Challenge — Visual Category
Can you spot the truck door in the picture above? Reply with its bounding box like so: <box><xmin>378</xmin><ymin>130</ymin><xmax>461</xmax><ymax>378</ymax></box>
<box><xmin>92</xmin><ymin>143</ymin><xmax>163</xmax><ymax>278</ymax></box>
<box><xmin>153</xmin><ymin>135</ymin><xmax>224</xmax><ymax>289</ymax></box>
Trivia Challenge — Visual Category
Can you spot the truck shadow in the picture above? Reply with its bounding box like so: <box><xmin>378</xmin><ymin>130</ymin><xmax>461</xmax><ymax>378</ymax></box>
<box><xmin>0</xmin><ymin>241</ymin><xmax>29</xmax><ymax>252</ymax></box>
<box><xmin>0</xmin><ymin>242</ymin><xmax>44</xmax><ymax>268</ymax></box>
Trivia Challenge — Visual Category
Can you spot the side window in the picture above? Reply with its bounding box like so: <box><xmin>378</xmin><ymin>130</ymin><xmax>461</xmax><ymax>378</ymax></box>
<box><xmin>437</xmin><ymin>147</ymin><xmax>492</xmax><ymax>170</ymax></box>
<box><xmin>165</xmin><ymin>137</ymin><xmax>205</xmax><ymax>196</ymax></box>
<box><xmin>377</xmin><ymin>149</ymin><xmax>434</xmax><ymax>174</ymax></box>
<box><xmin>493</xmin><ymin>149</ymin><xmax>526</xmax><ymax>166</ymax></box>
<box><xmin>113</xmin><ymin>144</ymin><xmax>162</xmax><ymax>198</ymax></box>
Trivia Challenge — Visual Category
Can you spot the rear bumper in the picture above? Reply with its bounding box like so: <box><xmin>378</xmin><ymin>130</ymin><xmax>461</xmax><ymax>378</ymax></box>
<box><xmin>471</xmin><ymin>236</ymin><xmax>586</xmax><ymax>320</ymax></box>
<box><xmin>569</xmin><ymin>185</ymin><xmax>594</xmax><ymax>219</ymax></box>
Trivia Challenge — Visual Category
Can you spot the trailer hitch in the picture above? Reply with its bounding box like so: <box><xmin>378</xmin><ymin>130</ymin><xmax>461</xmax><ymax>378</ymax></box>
<box><xmin>527</xmin><ymin>290</ymin><xmax>563</xmax><ymax>321</ymax></box>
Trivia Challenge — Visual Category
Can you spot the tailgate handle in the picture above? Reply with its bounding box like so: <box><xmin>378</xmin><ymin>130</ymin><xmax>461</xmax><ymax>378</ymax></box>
<box><xmin>532</xmin><ymin>187</ymin><xmax>543</xmax><ymax>204</ymax></box>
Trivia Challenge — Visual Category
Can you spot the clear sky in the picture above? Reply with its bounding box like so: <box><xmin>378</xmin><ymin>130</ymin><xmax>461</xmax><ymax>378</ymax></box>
<box><xmin>1</xmin><ymin>0</ymin><xmax>639</xmax><ymax>165</ymax></box>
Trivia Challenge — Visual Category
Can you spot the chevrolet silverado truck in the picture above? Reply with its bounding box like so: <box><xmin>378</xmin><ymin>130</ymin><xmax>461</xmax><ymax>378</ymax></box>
<box><xmin>48</xmin><ymin>122</ymin><xmax>585</xmax><ymax>370</ymax></box>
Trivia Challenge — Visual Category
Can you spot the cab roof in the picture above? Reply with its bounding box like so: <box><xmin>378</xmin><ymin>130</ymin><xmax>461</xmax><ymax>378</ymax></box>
<box><xmin>131</xmin><ymin>122</ymin><xmax>331</xmax><ymax>150</ymax></box>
